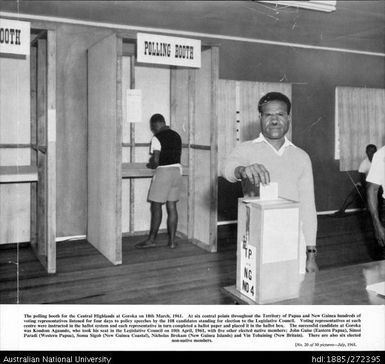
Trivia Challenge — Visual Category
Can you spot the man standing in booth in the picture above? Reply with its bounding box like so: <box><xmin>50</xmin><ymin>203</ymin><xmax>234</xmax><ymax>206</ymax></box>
<box><xmin>222</xmin><ymin>92</ymin><xmax>318</xmax><ymax>273</ymax></box>
<box><xmin>135</xmin><ymin>114</ymin><xmax>182</xmax><ymax>249</ymax></box>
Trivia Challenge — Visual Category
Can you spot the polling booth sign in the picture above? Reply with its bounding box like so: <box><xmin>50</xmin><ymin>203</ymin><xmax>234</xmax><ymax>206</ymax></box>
<box><xmin>136</xmin><ymin>32</ymin><xmax>201</xmax><ymax>68</ymax></box>
<box><xmin>0</xmin><ymin>18</ymin><xmax>30</xmax><ymax>58</ymax></box>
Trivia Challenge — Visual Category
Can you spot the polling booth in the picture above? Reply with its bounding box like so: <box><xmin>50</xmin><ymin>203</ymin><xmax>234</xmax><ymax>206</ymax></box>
<box><xmin>0</xmin><ymin>17</ymin><xmax>297</xmax><ymax>282</ymax></box>
<box><xmin>0</xmin><ymin>18</ymin><xmax>57</xmax><ymax>273</ymax></box>
<box><xmin>86</xmin><ymin>32</ymin><xmax>219</xmax><ymax>265</ymax></box>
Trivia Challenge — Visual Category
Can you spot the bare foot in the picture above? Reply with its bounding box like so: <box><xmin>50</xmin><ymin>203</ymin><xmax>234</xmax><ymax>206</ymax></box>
<box><xmin>305</xmin><ymin>253</ymin><xmax>319</xmax><ymax>273</ymax></box>
<box><xmin>168</xmin><ymin>241</ymin><xmax>177</xmax><ymax>249</ymax></box>
<box><xmin>135</xmin><ymin>240</ymin><xmax>157</xmax><ymax>249</ymax></box>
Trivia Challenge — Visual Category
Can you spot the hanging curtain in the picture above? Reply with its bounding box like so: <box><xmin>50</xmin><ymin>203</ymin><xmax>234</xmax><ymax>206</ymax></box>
<box><xmin>337</xmin><ymin>87</ymin><xmax>385</xmax><ymax>171</ymax></box>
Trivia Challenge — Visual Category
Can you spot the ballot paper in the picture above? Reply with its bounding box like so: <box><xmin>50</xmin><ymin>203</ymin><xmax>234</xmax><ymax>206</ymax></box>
<box><xmin>260</xmin><ymin>182</ymin><xmax>279</xmax><ymax>200</ymax></box>
<box><xmin>366</xmin><ymin>281</ymin><xmax>385</xmax><ymax>297</ymax></box>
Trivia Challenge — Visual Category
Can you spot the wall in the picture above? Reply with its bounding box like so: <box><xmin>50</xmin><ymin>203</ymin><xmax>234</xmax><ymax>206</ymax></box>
<box><xmin>217</xmin><ymin>40</ymin><xmax>385</xmax><ymax>221</ymax></box>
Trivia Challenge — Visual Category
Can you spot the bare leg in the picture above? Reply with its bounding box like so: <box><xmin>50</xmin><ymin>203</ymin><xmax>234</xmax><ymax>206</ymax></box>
<box><xmin>135</xmin><ymin>202</ymin><xmax>163</xmax><ymax>249</ymax></box>
<box><xmin>166</xmin><ymin>201</ymin><xmax>178</xmax><ymax>248</ymax></box>
<box><xmin>149</xmin><ymin>202</ymin><xmax>163</xmax><ymax>241</ymax></box>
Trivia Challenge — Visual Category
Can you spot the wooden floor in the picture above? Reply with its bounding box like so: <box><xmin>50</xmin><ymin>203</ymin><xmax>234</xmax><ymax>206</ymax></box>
<box><xmin>0</xmin><ymin>234</ymin><xmax>237</xmax><ymax>304</ymax></box>
<box><xmin>0</xmin><ymin>211</ymin><xmax>384</xmax><ymax>304</ymax></box>
<box><xmin>225</xmin><ymin>260</ymin><xmax>385</xmax><ymax>305</ymax></box>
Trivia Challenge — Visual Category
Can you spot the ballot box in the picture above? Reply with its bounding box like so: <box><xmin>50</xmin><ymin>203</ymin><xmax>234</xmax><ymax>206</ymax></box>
<box><xmin>235</xmin><ymin>197</ymin><xmax>301</xmax><ymax>304</ymax></box>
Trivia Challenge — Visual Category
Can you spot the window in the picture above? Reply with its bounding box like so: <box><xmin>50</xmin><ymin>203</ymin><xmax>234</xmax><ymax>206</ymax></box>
<box><xmin>335</xmin><ymin>87</ymin><xmax>385</xmax><ymax>171</ymax></box>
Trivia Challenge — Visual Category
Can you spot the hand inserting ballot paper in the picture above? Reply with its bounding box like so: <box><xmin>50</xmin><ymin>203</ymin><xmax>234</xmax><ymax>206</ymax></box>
<box><xmin>259</xmin><ymin>182</ymin><xmax>279</xmax><ymax>200</ymax></box>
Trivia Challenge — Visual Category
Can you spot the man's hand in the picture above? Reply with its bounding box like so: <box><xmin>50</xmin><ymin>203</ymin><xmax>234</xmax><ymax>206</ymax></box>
<box><xmin>147</xmin><ymin>150</ymin><xmax>160</xmax><ymax>169</ymax></box>
<box><xmin>235</xmin><ymin>163</ymin><xmax>270</xmax><ymax>185</ymax></box>
<box><xmin>306</xmin><ymin>251</ymin><xmax>319</xmax><ymax>273</ymax></box>
<box><xmin>373</xmin><ymin>222</ymin><xmax>385</xmax><ymax>247</ymax></box>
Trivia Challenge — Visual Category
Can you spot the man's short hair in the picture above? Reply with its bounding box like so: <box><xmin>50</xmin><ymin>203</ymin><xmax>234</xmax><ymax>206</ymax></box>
<box><xmin>150</xmin><ymin>113</ymin><xmax>166</xmax><ymax>124</ymax></box>
<box><xmin>366</xmin><ymin>144</ymin><xmax>377</xmax><ymax>153</ymax></box>
<box><xmin>258</xmin><ymin>92</ymin><xmax>292</xmax><ymax>114</ymax></box>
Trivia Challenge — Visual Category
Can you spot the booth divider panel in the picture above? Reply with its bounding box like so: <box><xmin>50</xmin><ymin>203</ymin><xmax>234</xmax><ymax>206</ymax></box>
<box><xmin>36</xmin><ymin>150</ymin><xmax>47</xmax><ymax>256</ymax></box>
<box><xmin>180</xmin><ymin>147</ymin><xmax>189</xmax><ymax>166</ymax></box>
<box><xmin>121</xmin><ymin>179</ymin><xmax>131</xmax><ymax>234</ymax></box>
<box><xmin>0</xmin><ymin>149</ymin><xmax>30</xmax><ymax>166</ymax></box>
<box><xmin>122</xmin><ymin>57</ymin><xmax>132</xmax><ymax>147</ymax></box>
<box><xmin>134</xmin><ymin>146</ymin><xmax>150</xmax><ymax>163</ymax></box>
<box><xmin>194</xmin><ymin>50</ymin><xmax>212</xmax><ymax>147</ymax></box>
<box><xmin>209</xmin><ymin>46</ymin><xmax>219</xmax><ymax>253</ymax></box>
<box><xmin>0</xmin><ymin>184</ymin><xmax>31</xmax><ymax>244</ymax></box>
<box><xmin>238</xmin><ymin>81</ymin><xmax>260</xmax><ymax>142</ymax></box>
<box><xmin>122</xmin><ymin>148</ymin><xmax>131</xmax><ymax>234</ymax></box>
<box><xmin>45</xmin><ymin>30</ymin><xmax>57</xmax><ymax>273</ymax></box>
<box><xmin>190</xmin><ymin>47</ymin><xmax>218</xmax><ymax>252</ymax></box>
<box><xmin>30</xmin><ymin>45</ymin><xmax>37</xmax><ymax>246</ymax></box>
<box><xmin>133</xmin><ymin>178</ymin><xmax>152</xmax><ymax>232</ymax></box>
<box><xmin>36</xmin><ymin>39</ymin><xmax>48</xmax><ymax>257</ymax></box>
<box><xmin>176</xmin><ymin>176</ymin><xmax>189</xmax><ymax>237</ymax></box>
<box><xmin>170</xmin><ymin>68</ymin><xmax>189</xmax><ymax>144</ymax></box>
<box><xmin>170</xmin><ymin>67</ymin><xmax>191</xmax><ymax>240</ymax></box>
<box><xmin>134</xmin><ymin>65</ymin><xmax>171</xmax><ymax>142</ymax></box>
<box><xmin>121</xmin><ymin>56</ymin><xmax>131</xmax><ymax>234</ymax></box>
<box><xmin>192</xmin><ymin>148</ymin><xmax>211</xmax><ymax>247</ymax></box>
<box><xmin>87</xmin><ymin>34</ymin><xmax>122</xmax><ymax>264</ymax></box>
<box><xmin>217</xmin><ymin>80</ymin><xmax>237</xmax><ymax>178</ymax></box>
<box><xmin>0</xmin><ymin>40</ymin><xmax>31</xmax><ymax>245</ymax></box>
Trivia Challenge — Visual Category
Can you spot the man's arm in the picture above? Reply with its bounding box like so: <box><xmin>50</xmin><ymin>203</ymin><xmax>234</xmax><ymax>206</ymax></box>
<box><xmin>147</xmin><ymin>150</ymin><xmax>160</xmax><ymax>169</ymax></box>
<box><xmin>298</xmin><ymin>154</ymin><xmax>318</xmax><ymax>272</ymax></box>
<box><xmin>222</xmin><ymin>144</ymin><xmax>270</xmax><ymax>185</ymax></box>
<box><xmin>367</xmin><ymin>182</ymin><xmax>385</xmax><ymax>247</ymax></box>
<box><xmin>147</xmin><ymin>136</ymin><xmax>161</xmax><ymax>169</ymax></box>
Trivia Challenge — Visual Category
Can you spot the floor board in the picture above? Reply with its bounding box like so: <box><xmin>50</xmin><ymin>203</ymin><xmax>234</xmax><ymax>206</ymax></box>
<box><xmin>1</xmin><ymin>212</ymin><xmax>384</xmax><ymax>304</ymax></box>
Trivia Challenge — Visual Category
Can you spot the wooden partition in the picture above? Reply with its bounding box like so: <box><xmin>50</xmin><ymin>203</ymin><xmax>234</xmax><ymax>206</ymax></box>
<box><xmin>87</xmin><ymin>34</ymin><xmax>122</xmax><ymax>265</ymax></box>
<box><xmin>87</xmin><ymin>33</ymin><xmax>219</xmax><ymax>263</ymax></box>
<box><xmin>32</xmin><ymin>31</ymin><xmax>57</xmax><ymax>273</ymax></box>
<box><xmin>218</xmin><ymin>80</ymin><xmax>292</xmax><ymax>175</ymax></box>
<box><xmin>0</xmin><ymin>28</ymin><xmax>56</xmax><ymax>273</ymax></box>
<box><xmin>170</xmin><ymin>47</ymin><xmax>219</xmax><ymax>252</ymax></box>
<box><xmin>170</xmin><ymin>66</ymin><xmax>190</xmax><ymax>238</ymax></box>
<box><xmin>0</xmin><ymin>44</ymin><xmax>32</xmax><ymax>246</ymax></box>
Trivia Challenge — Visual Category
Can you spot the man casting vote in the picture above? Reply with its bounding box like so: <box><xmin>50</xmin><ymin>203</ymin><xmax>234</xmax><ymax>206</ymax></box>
<box><xmin>222</xmin><ymin>92</ymin><xmax>318</xmax><ymax>273</ymax></box>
